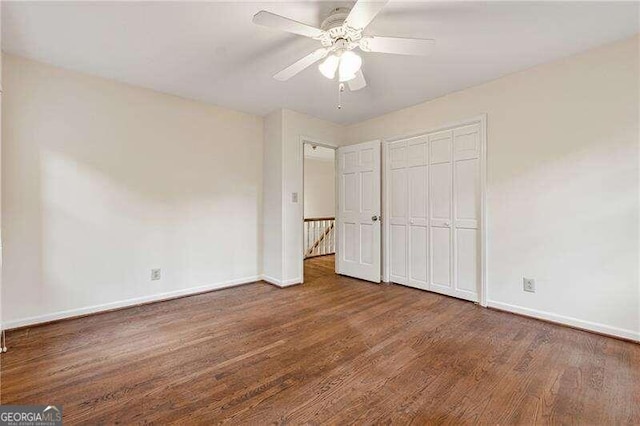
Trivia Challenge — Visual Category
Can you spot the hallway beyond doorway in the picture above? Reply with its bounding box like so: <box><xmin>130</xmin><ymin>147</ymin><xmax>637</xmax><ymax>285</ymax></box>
<box><xmin>303</xmin><ymin>254</ymin><xmax>335</xmax><ymax>284</ymax></box>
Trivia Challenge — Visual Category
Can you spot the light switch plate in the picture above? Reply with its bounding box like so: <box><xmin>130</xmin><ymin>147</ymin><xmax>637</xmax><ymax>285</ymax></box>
<box><xmin>292</xmin><ymin>192</ymin><xmax>298</xmax><ymax>203</ymax></box>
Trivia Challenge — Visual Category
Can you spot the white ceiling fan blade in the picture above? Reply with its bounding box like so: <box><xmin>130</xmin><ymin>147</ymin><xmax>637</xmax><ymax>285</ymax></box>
<box><xmin>348</xmin><ymin>70</ymin><xmax>367</xmax><ymax>91</ymax></box>
<box><xmin>345</xmin><ymin>0</ymin><xmax>389</xmax><ymax>30</ymax></box>
<box><xmin>361</xmin><ymin>36</ymin><xmax>435</xmax><ymax>56</ymax></box>
<box><xmin>253</xmin><ymin>11</ymin><xmax>324</xmax><ymax>39</ymax></box>
<box><xmin>274</xmin><ymin>48</ymin><xmax>328</xmax><ymax>81</ymax></box>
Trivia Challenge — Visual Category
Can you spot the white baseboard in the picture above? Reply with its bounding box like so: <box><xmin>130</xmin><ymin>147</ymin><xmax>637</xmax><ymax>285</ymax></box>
<box><xmin>260</xmin><ymin>275</ymin><xmax>302</xmax><ymax>288</ymax></box>
<box><xmin>7</xmin><ymin>279</ymin><xmax>634</xmax><ymax>343</ymax></box>
<box><xmin>487</xmin><ymin>300</ymin><xmax>639</xmax><ymax>342</ymax></box>
<box><xmin>2</xmin><ymin>275</ymin><xmax>261</xmax><ymax>330</ymax></box>
<box><xmin>260</xmin><ymin>275</ymin><xmax>283</xmax><ymax>286</ymax></box>
<box><xmin>281</xmin><ymin>277</ymin><xmax>302</xmax><ymax>287</ymax></box>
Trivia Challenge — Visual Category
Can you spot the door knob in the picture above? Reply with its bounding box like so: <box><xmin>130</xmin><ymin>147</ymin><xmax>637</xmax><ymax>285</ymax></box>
<box><xmin>372</xmin><ymin>215</ymin><xmax>379</xmax><ymax>222</ymax></box>
<box><xmin>444</xmin><ymin>222</ymin><xmax>450</xmax><ymax>227</ymax></box>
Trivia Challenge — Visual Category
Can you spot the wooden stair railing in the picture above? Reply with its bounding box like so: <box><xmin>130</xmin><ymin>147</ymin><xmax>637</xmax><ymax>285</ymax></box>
<box><xmin>304</xmin><ymin>217</ymin><xmax>335</xmax><ymax>258</ymax></box>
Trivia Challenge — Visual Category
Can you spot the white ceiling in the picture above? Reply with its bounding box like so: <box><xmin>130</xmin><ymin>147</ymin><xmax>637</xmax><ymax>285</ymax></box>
<box><xmin>2</xmin><ymin>1</ymin><xmax>638</xmax><ymax>124</ymax></box>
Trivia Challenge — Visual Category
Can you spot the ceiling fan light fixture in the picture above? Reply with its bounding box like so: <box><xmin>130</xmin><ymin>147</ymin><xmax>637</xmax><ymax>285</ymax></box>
<box><xmin>338</xmin><ymin>50</ymin><xmax>362</xmax><ymax>82</ymax></box>
<box><xmin>339</xmin><ymin>72</ymin><xmax>356</xmax><ymax>82</ymax></box>
<box><xmin>255</xmin><ymin>0</ymin><xmax>435</xmax><ymax>96</ymax></box>
<box><xmin>319</xmin><ymin>54</ymin><xmax>340</xmax><ymax>79</ymax></box>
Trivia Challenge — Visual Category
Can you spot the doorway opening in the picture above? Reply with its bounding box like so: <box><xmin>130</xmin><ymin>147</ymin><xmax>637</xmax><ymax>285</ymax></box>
<box><xmin>302</xmin><ymin>142</ymin><xmax>337</xmax><ymax>284</ymax></box>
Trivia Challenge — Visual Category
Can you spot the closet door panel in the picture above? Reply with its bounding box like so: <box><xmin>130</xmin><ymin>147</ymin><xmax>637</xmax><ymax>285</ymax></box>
<box><xmin>429</xmin><ymin>131</ymin><xmax>452</xmax><ymax>290</ymax></box>
<box><xmin>407</xmin><ymin>139</ymin><xmax>428</xmax><ymax>167</ymax></box>
<box><xmin>390</xmin><ymin>224</ymin><xmax>407</xmax><ymax>280</ymax></box>
<box><xmin>409</xmin><ymin>226</ymin><xmax>427</xmax><ymax>285</ymax></box>
<box><xmin>388</xmin><ymin>141</ymin><xmax>408</xmax><ymax>284</ymax></box>
<box><xmin>453</xmin><ymin>124</ymin><xmax>480</xmax><ymax>299</ymax></box>
<box><xmin>430</xmin><ymin>163</ymin><xmax>451</xmax><ymax>223</ymax></box>
<box><xmin>390</xmin><ymin>168</ymin><xmax>407</xmax><ymax>219</ymax></box>
<box><xmin>456</xmin><ymin>228</ymin><xmax>478</xmax><ymax>293</ymax></box>
<box><xmin>430</xmin><ymin>134</ymin><xmax>451</xmax><ymax>164</ymax></box>
<box><xmin>454</xmin><ymin>124</ymin><xmax>480</xmax><ymax>161</ymax></box>
<box><xmin>408</xmin><ymin>138</ymin><xmax>428</xmax><ymax>287</ymax></box>
<box><xmin>429</xmin><ymin>161</ymin><xmax>451</xmax><ymax>288</ymax></box>
<box><xmin>431</xmin><ymin>227</ymin><xmax>451</xmax><ymax>287</ymax></box>
<box><xmin>409</xmin><ymin>166</ymin><xmax>427</xmax><ymax>224</ymax></box>
<box><xmin>455</xmin><ymin>158</ymin><xmax>479</xmax><ymax>229</ymax></box>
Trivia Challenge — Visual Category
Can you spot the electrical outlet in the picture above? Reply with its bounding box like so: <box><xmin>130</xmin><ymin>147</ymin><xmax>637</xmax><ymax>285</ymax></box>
<box><xmin>523</xmin><ymin>277</ymin><xmax>535</xmax><ymax>293</ymax></box>
<box><xmin>291</xmin><ymin>192</ymin><xmax>298</xmax><ymax>203</ymax></box>
<box><xmin>151</xmin><ymin>268</ymin><xmax>161</xmax><ymax>281</ymax></box>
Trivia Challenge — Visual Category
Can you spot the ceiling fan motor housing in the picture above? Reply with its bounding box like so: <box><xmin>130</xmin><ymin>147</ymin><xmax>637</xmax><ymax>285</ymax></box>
<box><xmin>319</xmin><ymin>7</ymin><xmax>362</xmax><ymax>47</ymax></box>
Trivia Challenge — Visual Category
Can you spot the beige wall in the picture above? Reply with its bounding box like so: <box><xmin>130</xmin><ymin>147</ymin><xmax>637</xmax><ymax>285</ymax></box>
<box><xmin>345</xmin><ymin>35</ymin><xmax>640</xmax><ymax>339</ymax></box>
<box><xmin>304</xmin><ymin>156</ymin><xmax>335</xmax><ymax>219</ymax></box>
<box><xmin>2</xmin><ymin>54</ymin><xmax>264</xmax><ymax>327</ymax></box>
<box><xmin>282</xmin><ymin>109</ymin><xmax>344</xmax><ymax>284</ymax></box>
<box><xmin>261</xmin><ymin>109</ymin><xmax>343</xmax><ymax>286</ymax></box>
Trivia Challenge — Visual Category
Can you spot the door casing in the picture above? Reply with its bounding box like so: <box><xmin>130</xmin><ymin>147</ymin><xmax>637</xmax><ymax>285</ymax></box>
<box><xmin>298</xmin><ymin>137</ymin><xmax>338</xmax><ymax>283</ymax></box>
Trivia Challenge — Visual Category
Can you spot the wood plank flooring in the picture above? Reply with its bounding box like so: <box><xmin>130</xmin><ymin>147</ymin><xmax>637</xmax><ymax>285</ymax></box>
<box><xmin>1</xmin><ymin>255</ymin><xmax>639</xmax><ymax>424</ymax></box>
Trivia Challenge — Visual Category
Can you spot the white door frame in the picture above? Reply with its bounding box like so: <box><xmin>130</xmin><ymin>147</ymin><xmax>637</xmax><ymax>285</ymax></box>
<box><xmin>298</xmin><ymin>136</ymin><xmax>338</xmax><ymax>283</ymax></box>
<box><xmin>383</xmin><ymin>114</ymin><xmax>488</xmax><ymax>306</ymax></box>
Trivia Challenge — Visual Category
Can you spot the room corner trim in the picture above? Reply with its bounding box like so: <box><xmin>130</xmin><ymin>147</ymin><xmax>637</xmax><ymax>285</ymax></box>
<box><xmin>261</xmin><ymin>275</ymin><xmax>302</xmax><ymax>288</ymax></box>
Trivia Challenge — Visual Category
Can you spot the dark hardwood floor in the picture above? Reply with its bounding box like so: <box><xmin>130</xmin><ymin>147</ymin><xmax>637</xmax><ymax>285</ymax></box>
<box><xmin>1</xmin><ymin>255</ymin><xmax>638</xmax><ymax>424</ymax></box>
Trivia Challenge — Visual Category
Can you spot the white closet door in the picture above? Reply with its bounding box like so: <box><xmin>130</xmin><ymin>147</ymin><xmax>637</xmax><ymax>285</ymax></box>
<box><xmin>387</xmin><ymin>136</ymin><xmax>429</xmax><ymax>289</ymax></box>
<box><xmin>388</xmin><ymin>140</ymin><xmax>408</xmax><ymax>285</ymax></box>
<box><xmin>385</xmin><ymin>120</ymin><xmax>482</xmax><ymax>303</ymax></box>
<box><xmin>407</xmin><ymin>136</ymin><xmax>429</xmax><ymax>290</ymax></box>
<box><xmin>453</xmin><ymin>124</ymin><xmax>481</xmax><ymax>301</ymax></box>
<box><xmin>429</xmin><ymin>130</ymin><xmax>453</xmax><ymax>294</ymax></box>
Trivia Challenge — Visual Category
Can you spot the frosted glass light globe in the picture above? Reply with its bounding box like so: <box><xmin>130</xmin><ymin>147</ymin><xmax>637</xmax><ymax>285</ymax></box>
<box><xmin>318</xmin><ymin>54</ymin><xmax>340</xmax><ymax>79</ymax></box>
<box><xmin>338</xmin><ymin>50</ymin><xmax>362</xmax><ymax>82</ymax></box>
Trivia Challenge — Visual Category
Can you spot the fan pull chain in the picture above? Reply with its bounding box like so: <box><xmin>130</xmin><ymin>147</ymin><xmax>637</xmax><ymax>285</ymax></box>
<box><xmin>337</xmin><ymin>82</ymin><xmax>345</xmax><ymax>110</ymax></box>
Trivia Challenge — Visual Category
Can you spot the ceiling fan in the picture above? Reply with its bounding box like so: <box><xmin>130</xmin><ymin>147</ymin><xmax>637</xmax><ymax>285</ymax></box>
<box><xmin>253</xmin><ymin>0</ymin><xmax>435</xmax><ymax>92</ymax></box>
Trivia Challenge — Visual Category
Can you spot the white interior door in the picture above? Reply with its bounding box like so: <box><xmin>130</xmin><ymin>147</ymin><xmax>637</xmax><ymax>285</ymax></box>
<box><xmin>336</xmin><ymin>140</ymin><xmax>381</xmax><ymax>283</ymax></box>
